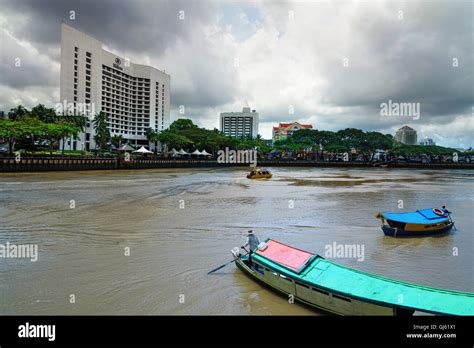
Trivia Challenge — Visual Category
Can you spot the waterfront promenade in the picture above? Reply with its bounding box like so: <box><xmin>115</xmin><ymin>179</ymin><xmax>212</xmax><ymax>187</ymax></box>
<box><xmin>1</xmin><ymin>156</ymin><xmax>473</xmax><ymax>172</ymax></box>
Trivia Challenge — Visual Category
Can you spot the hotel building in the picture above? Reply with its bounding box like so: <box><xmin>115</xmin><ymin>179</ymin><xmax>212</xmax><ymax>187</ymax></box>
<box><xmin>60</xmin><ymin>23</ymin><xmax>170</xmax><ymax>150</ymax></box>
<box><xmin>220</xmin><ymin>107</ymin><xmax>259</xmax><ymax>138</ymax></box>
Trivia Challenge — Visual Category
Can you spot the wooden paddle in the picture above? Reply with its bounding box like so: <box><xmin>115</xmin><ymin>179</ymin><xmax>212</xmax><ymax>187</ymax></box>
<box><xmin>207</xmin><ymin>247</ymin><xmax>249</xmax><ymax>275</ymax></box>
<box><xmin>207</xmin><ymin>258</ymin><xmax>239</xmax><ymax>275</ymax></box>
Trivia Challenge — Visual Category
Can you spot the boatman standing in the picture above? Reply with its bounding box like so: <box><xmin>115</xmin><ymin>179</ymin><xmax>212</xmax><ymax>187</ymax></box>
<box><xmin>243</xmin><ymin>230</ymin><xmax>260</xmax><ymax>251</ymax></box>
<box><xmin>242</xmin><ymin>230</ymin><xmax>260</xmax><ymax>267</ymax></box>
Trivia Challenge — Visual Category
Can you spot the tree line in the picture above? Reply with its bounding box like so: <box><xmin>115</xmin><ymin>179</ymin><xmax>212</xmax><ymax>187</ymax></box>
<box><xmin>273</xmin><ymin>127</ymin><xmax>465</xmax><ymax>160</ymax></box>
<box><xmin>1</xmin><ymin>105</ymin><xmax>468</xmax><ymax>159</ymax></box>
<box><xmin>0</xmin><ymin>107</ymin><xmax>270</xmax><ymax>156</ymax></box>
<box><xmin>145</xmin><ymin>118</ymin><xmax>271</xmax><ymax>156</ymax></box>
<box><xmin>0</xmin><ymin>105</ymin><xmax>109</xmax><ymax>155</ymax></box>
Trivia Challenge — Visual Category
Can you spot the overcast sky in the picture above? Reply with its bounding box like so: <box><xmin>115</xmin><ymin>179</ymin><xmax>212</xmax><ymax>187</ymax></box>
<box><xmin>0</xmin><ymin>0</ymin><xmax>472</xmax><ymax>147</ymax></box>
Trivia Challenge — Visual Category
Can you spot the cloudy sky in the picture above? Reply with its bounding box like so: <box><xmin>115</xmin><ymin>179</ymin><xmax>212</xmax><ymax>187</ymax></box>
<box><xmin>0</xmin><ymin>0</ymin><xmax>472</xmax><ymax>147</ymax></box>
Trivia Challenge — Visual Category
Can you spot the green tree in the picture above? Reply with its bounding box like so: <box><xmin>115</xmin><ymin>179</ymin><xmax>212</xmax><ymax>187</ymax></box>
<box><xmin>60</xmin><ymin>113</ymin><xmax>88</xmax><ymax>131</ymax></box>
<box><xmin>336</xmin><ymin>128</ymin><xmax>366</xmax><ymax>149</ymax></box>
<box><xmin>364</xmin><ymin>131</ymin><xmax>393</xmax><ymax>160</ymax></box>
<box><xmin>11</xmin><ymin>115</ymin><xmax>43</xmax><ymax>151</ymax></box>
<box><xmin>111</xmin><ymin>135</ymin><xmax>124</xmax><ymax>148</ymax></box>
<box><xmin>145</xmin><ymin>128</ymin><xmax>157</xmax><ymax>153</ymax></box>
<box><xmin>40</xmin><ymin>123</ymin><xmax>79</xmax><ymax>155</ymax></box>
<box><xmin>169</xmin><ymin>118</ymin><xmax>198</xmax><ymax>132</ymax></box>
<box><xmin>0</xmin><ymin>119</ymin><xmax>35</xmax><ymax>154</ymax></box>
<box><xmin>7</xmin><ymin>105</ymin><xmax>29</xmax><ymax>121</ymax></box>
<box><xmin>55</xmin><ymin>112</ymin><xmax>88</xmax><ymax>153</ymax></box>
<box><xmin>155</xmin><ymin>130</ymin><xmax>193</xmax><ymax>150</ymax></box>
<box><xmin>31</xmin><ymin>104</ymin><xmax>57</xmax><ymax>123</ymax></box>
<box><xmin>92</xmin><ymin>112</ymin><xmax>111</xmax><ymax>151</ymax></box>
<box><xmin>390</xmin><ymin>144</ymin><xmax>457</xmax><ymax>158</ymax></box>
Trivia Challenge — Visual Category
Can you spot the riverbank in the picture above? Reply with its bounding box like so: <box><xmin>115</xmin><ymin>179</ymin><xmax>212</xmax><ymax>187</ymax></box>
<box><xmin>1</xmin><ymin>157</ymin><xmax>473</xmax><ymax>172</ymax></box>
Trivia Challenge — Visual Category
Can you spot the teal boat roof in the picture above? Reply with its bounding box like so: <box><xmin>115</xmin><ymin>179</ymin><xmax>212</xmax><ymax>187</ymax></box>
<box><xmin>380</xmin><ymin>208</ymin><xmax>449</xmax><ymax>224</ymax></box>
<box><xmin>253</xmin><ymin>240</ymin><xmax>474</xmax><ymax>315</ymax></box>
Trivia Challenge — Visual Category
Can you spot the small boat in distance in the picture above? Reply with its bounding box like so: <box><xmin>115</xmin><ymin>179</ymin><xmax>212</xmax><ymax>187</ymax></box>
<box><xmin>232</xmin><ymin>239</ymin><xmax>474</xmax><ymax>315</ymax></box>
<box><xmin>375</xmin><ymin>208</ymin><xmax>454</xmax><ymax>237</ymax></box>
<box><xmin>247</xmin><ymin>167</ymin><xmax>272</xmax><ymax>179</ymax></box>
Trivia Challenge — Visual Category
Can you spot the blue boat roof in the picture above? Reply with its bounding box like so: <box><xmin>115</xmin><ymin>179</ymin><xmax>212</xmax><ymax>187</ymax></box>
<box><xmin>380</xmin><ymin>208</ymin><xmax>449</xmax><ymax>224</ymax></box>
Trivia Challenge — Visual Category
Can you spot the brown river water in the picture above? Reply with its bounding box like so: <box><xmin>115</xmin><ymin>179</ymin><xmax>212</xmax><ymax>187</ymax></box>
<box><xmin>0</xmin><ymin>167</ymin><xmax>473</xmax><ymax>315</ymax></box>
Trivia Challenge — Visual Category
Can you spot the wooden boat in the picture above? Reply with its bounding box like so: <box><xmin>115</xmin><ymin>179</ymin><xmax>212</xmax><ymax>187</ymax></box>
<box><xmin>232</xmin><ymin>239</ymin><xmax>474</xmax><ymax>315</ymax></box>
<box><xmin>247</xmin><ymin>168</ymin><xmax>272</xmax><ymax>179</ymax></box>
<box><xmin>375</xmin><ymin>208</ymin><xmax>454</xmax><ymax>237</ymax></box>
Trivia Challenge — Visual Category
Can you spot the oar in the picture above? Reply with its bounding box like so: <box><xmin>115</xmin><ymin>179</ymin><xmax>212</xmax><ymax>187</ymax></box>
<box><xmin>207</xmin><ymin>248</ymin><xmax>250</xmax><ymax>275</ymax></box>
<box><xmin>207</xmin><ymin>258</ymin><xmax>239</xmax><ymax>275</ymax></box>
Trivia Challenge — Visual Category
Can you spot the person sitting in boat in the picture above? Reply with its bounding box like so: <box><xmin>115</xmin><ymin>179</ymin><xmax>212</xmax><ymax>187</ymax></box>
<box><xmin>442</xmin><ymin>205</ymin><xmax>451</xmax><ymax>215</ymax></box>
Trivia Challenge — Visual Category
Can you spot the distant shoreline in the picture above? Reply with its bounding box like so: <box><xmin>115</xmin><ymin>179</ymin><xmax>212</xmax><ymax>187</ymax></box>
<box><xmin>1</xmin><ymin>157</ymin><xmax>473</xmax><ymax>173</ymax></box>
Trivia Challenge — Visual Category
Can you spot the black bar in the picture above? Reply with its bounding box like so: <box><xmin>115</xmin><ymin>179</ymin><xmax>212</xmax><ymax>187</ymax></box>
<box><xmin>0</xmin><ymin>316</ymin><xmax>473</xmax><ymax>346</ymax></box>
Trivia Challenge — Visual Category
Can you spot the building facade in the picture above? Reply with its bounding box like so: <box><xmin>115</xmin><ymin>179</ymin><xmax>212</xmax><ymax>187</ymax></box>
<box><xmin>394</xmin><ymin>125</ymin><xmax>417</xmax><ymax>145</ymax></box>
<box><xmin>60</xmin><ymin>23</ymin><xmax>170</xmax><ymax>150</ymax></box>
<box><xmin>220</xmin><ymin>107</ymin><xmax>259</xmax><ymax>138</ymax></box>
<box><xmin>272</xmin><ymin>122</ymin><xmax>313</xmax><ymax>143</ymax></box>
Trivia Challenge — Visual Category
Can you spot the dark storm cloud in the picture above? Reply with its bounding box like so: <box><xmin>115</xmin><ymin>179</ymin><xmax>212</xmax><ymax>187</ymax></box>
<box><xmin>0</xmin><ymin>32</ymin><xmax>58</xmax><ymax>88</ymax></box>
<box><xmin>1</xmin><ymin>0</ymin><xmax>215</xmax><ymax>55</ymax></box>
<box><xmin>317</xmin><ymin>1</ymin><xmax>473</xmax><ymax>118</ymax></box>
<box><xmin>0</xmin><ymin>0</ymin><xmax>239</xmax><ymax>108</ymax></box>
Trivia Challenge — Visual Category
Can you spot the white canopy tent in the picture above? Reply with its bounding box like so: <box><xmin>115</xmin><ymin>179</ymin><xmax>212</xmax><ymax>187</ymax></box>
<box><xmin>178</xmin><ymin>149</ymin><xmax>189</xmax><ymax>155</ymax></box>
<box><xmin>200</xmin><ymin>150</ymin><xmax>211</xmax><ymax>156</ymax></box>
<box><xmin>118</xmin><ymin>144</ymin><xmax>136</xmax><ymax>151</ymax></box>
<box><xmin>133</xmin><ymin>146</ymin><xmax>153</xmax><ymax>154</ymax></box>
<box><xmin>169</xmin><ymin>148</ymin><xmax>179</xmax><ymax>156</ymax></box>
<box><xmin>190</xmin><ymin>149</ymin><xmax>202</xmax><ymax>156</ymax></box>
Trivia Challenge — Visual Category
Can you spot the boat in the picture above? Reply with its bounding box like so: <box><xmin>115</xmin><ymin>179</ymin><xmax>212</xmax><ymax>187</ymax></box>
<box><xmin>232</xmin><ymin>239</ymin><xmax>474</xmax><ymax>316</ymax></box>
<box><xmin>372</xmin><ymin>160</ymin><xmax>393</xmax><ymax>167</ymax></box>
<box><xmin>247</xmin><ymin>168</ymin><xmax>272</xmax><ymax>179</ymax></box>
<box><xmin>375</xmin><ymin>208</ymin><xmax>454</xmax><ymax>237</ymax></box>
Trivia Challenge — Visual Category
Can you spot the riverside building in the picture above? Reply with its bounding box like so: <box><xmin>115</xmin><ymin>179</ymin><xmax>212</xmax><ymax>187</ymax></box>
<box><xmin>272</xmin><ymin>122</ymin><xmax>313</xmax><ymax>144</ymax></box>
<box><xmin>59</xmin><ymin>23</ymin><xmax>170</xmax><ymax>150</ymax></box>
<box><xmin>394</xmin><ymin>125</ymin><xmax>418</xmax><ymax>145</ymax></box>
<box><xmin>220</xmin><ymin>107</ymin><xmax>259</xmax><ymax>138</ymax></box>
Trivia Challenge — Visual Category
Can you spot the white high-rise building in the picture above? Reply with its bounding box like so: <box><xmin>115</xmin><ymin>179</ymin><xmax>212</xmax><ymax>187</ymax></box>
<box><xmin>220</xmin><ymin>107</ymin><xmax>259</xmax><ymax>138</ymax></box>
<box><xmin>60</xmin><ymin>22</ymin><xmax>170</xmax><ymax>150</ymax></box>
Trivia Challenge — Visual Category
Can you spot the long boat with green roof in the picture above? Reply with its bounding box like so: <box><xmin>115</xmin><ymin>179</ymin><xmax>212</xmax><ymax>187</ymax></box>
<box><xmin>231</xmin><ymin>239</ymin><xmax>474</xmax><ymax>316</ymax></box>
